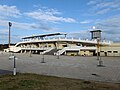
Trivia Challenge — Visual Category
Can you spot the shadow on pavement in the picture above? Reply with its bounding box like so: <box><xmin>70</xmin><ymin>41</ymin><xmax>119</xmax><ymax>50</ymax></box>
<box><xmin>0</xmin><ymin>69</ymin><xmax>12</xmax><ymax>75</ymax></box>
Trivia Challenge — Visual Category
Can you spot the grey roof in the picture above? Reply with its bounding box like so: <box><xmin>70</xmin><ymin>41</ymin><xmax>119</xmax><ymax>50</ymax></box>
<box><xmin>22</xmin><ymin>33</ymin><xmax>67</xmax><ymax>39</ymax></box>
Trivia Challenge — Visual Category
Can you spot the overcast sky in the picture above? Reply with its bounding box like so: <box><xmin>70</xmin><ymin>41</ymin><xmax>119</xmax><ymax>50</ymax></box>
<box><xmin>0</xmin><ymin>0</ymin><xmax>120</xmax><ymax>44</ymax></box>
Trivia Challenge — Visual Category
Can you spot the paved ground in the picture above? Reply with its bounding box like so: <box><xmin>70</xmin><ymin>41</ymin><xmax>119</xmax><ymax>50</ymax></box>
<box><xmin>0</xmin><ymin>52</ymin><xmax>120</xmax><ymax>83</ymax></box>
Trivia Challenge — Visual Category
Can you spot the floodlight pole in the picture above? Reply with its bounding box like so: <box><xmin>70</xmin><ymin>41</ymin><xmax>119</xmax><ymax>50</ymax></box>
<box><xmin>8</xmin><ymin>22</ymin><xmax>12</xmax><ymax>48</ymax></box>
<box><xmin>97</xmin><ymin>38</ymin><xmax>100</xmax><ymax>60</ymax></box>
<box><xmin>90</xmin><ymin>29</ymin><xmax>104</xmax><ymax>67</ymax></box>
<box><xmin>97</xmin><ymin>39</ymin><xmax>103</xmax><ymax>67</ymax></box>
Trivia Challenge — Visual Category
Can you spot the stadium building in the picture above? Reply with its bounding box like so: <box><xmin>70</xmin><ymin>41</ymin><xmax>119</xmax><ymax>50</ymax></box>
<box><xmin>4</xmin><ymin>30</ymin><xmax>120</xmax><ymax>56</ymax></box>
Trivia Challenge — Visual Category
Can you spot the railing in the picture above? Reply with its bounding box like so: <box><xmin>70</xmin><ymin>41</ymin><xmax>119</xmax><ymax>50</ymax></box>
<box><xmin>55</xmin><ymin>47</ymin><xmax>67</xmax><ymax>55</ymax></box>
<box><xmin>21</xmin><ymin>47</ymin><xmax>51</xmax><ymax>50</ymax></box>
<box><xmin>80</xmin><ymin>47</ymin><xmax>96</xmax><ymax>50</ymax></box>
<box><xmin>21</xmin><ymin>37</ymin><xmax>111</xmax><ymax>44</ymax></box>
<box><xmin>55</xmin><ymin>46</ymin><xmax>81</xmax><ymax>55</ymax></box>
<box><xmin>15</xmin><ymin>37</ymin><xmax>112</xmax><ymax>48</ymax></box>
<box><xmin>9</xmin><ymin>46</ymin><xmax>22</xmax><ymax>52</ymax></box>
<box><xmin>22</xmin><ymin>37</ymin><xmax>91</xmax><ymax>41</ymax></box>
<box><xmin>55</xmin><ymin>46</ymin><xmax>97</xmax><ymax>55</ymax></box>
<box><xmin>41</xmin><ymin>47</ymin><xmax>54</xmax><ymax>54</ymax></box>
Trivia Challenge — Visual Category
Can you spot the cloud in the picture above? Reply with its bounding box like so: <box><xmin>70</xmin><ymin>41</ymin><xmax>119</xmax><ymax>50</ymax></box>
<box><xmin>25</xmin><ymin>8</ymin><xmax>76</xmax><ymax>23</ymax></box>
<box><xmin>66</xmin><ymin>14</ymin><xmax>120</xmax><ymax>42</ymax></box>
<box><xmin>0</xmin><ymin>5</ymin><xmax>21</xmax><ymax>18</ymax></box>
<box><xmin>87</xmin><ymin>0</ymin><xmax>120</xmax><ymax>15</ymax></box>
<box><xmin>85</xmin><ymin>1</ymin><xmax>120</xmax><ymax>42</ymax></box>
<box><xmin>96</xmin><ymin>15</ymin><xmax>120</xmax><ymax>42</ymax></box>
<box><xmin>95</xmin><ymin>8</ymin><xmax>111</xmax><ymax>14</ymax></box>
<box><xmin>0</xmin><ymin>19</ymin><xmax>59</xmax><ymax>43</ymax></box>
<box><xmin>0</xmin><ymin>32</ymin><xmax>21</xmax><ymax>44</ymax></box>
<box><xmin>0</xmin><ymin>29</ymin><xmax>9</xmax><ymax>43</ymax></box>
<box><xmin>87</xmin><ymin>0</ymin><xmax>97</xmax><ymax>5</ymax></box>
<box><xmin>80</xmin><ymin>20</ymin><xmax>93</xmax><ymax>24</ymax></box>
<box><xmin>67</xmin><ymin>30</ymin><xmax>90</xmax><ymax>39</ymax></box>
<box><xmin>0</xmin><ymin>19</ymin><xmax>58</xmax><ymax>31</ymax></box>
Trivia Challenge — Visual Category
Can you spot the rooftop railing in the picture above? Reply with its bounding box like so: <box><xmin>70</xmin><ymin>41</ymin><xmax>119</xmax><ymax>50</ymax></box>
<box><xmin>21</xmin><ymin>37</ymin><xmax>112</xmax><ymax>44</ymax></box>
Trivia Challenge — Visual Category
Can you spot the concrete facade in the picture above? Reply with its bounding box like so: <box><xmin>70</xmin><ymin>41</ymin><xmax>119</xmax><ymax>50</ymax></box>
<box><xmin>100</xmin><ymin>43</ymin><xmax>120</xmax><ymax>56</ymax></box>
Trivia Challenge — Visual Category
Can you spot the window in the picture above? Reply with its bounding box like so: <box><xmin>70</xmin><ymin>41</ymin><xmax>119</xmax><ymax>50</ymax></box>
<box><xmin>113</xmin><ymin>51</ymin><xmax>118</xmax><ymax>53</ymax></box>
<box><xmin>108</xmin><ymin>51</ymin><xmax>112</xmax><ymax>53</ymax></box>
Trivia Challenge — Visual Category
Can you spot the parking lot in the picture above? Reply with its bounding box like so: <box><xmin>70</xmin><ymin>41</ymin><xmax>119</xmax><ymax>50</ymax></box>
<box><xmin>0</xmin><ymin>52</ymin><xmax>120</xmax><ymax>83</ymax></box>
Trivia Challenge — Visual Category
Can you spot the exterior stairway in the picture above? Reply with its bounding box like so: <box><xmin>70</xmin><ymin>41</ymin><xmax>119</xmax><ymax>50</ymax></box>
<box><xmin>55</xmin><ymin>46</ymin><xmax>81</xmax><ymax>55</ymax></box>
<box><xmin>44</xmin><ymin>48</ymin><xmax>58</xmax><ymax>55</ymax></box>
<box><xmin>4</xmin><ymin>46</ymin><xmax>21</xmax><ymax>53</ymax></box>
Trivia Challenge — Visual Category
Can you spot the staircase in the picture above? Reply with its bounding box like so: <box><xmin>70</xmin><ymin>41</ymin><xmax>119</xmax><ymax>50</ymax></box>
<box><xmin>56</xmin><ymin>46</ymin><xmax>81</xmax><ymax>55</ymax></box>
<box><xmin>44</xmin><ymin>48</ymin><xmax>58</xmax><ymax>55</ymax></box>
<box><xmin>41</xmin><ymin>47</ymin><xmax>54</xmax><ymax>54</ymax></box>
<box><xmin>4</xmin><ymin>46</ymin><xmax>22</xmax><ymax>53</ymax></box>
<box><xmin>55</xmin><ymin>47</ymin><xmax>67</xmax><ymax>55</ymax></box>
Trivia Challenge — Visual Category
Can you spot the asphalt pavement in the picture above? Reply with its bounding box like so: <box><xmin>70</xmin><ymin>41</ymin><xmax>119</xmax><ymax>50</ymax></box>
<box><xmin>0</xmin><ymin>52</ymin><xmax>120</xmax><ymax>83</ymax></box>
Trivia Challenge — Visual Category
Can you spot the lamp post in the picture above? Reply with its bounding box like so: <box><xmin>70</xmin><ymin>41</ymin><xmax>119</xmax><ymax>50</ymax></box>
<box><xmin>90</xmin><ymin>27</ymin><xmax>103</xmax><ymax>67</ymax></box>
<box><xmin>8</xmin><ymin>22</ymin><xmax>17</xmax><ymax>75</ymax></box>
<box><xmin>8</xmin><ymin>22</ymin><xmax>12</xmax><ymax>48</ymax></box>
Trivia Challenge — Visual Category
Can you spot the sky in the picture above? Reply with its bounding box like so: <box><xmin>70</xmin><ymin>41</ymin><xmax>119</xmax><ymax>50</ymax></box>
<box><xmin>0</xmin><ymin>0</ymin><xmax>120</xmax><ymax>44</ymax></box>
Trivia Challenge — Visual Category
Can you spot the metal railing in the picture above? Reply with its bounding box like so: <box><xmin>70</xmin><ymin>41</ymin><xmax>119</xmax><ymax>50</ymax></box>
<box><xmin>21</xmin><ymin>37</ymin><xmax>111</xmax><ymax>45</ymax></box>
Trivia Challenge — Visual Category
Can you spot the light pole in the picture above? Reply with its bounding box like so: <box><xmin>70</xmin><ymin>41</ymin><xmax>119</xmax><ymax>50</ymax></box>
<box><xmin>90</xmin><ymin>28</ymin><xmax>104</xmax><ymax>67</ymax></box>
<box><xmin>8</xmin><ymin>22</ymin><xmax>12</xmax><ymax>48</ymax></box>
<box><xmin>8</xmin><ymin>22</ymin><xmax>17</xmax><ymax>75</ymax></box>
<box><xmin>97</xmin><ymin>38</ymin><xmax>100</xmax><ymax>60</ymax></box>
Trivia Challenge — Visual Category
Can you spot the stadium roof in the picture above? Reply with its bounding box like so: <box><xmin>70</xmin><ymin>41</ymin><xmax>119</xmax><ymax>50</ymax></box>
<box><xmin>22</xmin><ymin>33</ymin><xmax>67</xmax><ymax>39</ymax></box>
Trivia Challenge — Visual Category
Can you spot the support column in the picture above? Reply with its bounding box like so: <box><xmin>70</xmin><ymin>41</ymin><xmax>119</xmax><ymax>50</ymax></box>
<box><xmin>65</xmin><ymin>51</ymin><xmax>66</xmax><ymax>55</ymax></box>
<box><xmin>24</xmin><ymin>50</ymin><xmax>26</xmax><ymax>53</ymax></box>
<box><xmin>20</xmin><ymin>50</ymin><xmax>22</xmax><ymax>53</ymax></box>
<box><xmin>78</xmin><ymin>50</ymin><xmax>80</xmax><ymax>55</ymax></box>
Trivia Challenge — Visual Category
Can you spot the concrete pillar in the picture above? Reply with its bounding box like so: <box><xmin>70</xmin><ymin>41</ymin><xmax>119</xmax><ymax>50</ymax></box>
<box><xmin>20</xmin><ymin>50</ymin><xmax>22</xmax><ymax>53</ymax></box>
<box><xmin>24</xmin><ymin>50</ymin><xmax>26</xmax><ymax>53</ymax></box>
<box><xmin>36</xmin><ymin>50</ymin><xmax>38</xmax><ymax>54</ymax></box>
<box><xmin>29</xmin><ymin>50</ymin><xmax>31</xmax><ymax>53</ymax></box>
<box><xmin>78</xmin><ymin>50</ymin><xmax>80</xmax><ymax>55</ymax></box>
<box><xmin>65</xmin><ymin>51</ymin><xmax>66</xmax><ymax>55</ymax></box>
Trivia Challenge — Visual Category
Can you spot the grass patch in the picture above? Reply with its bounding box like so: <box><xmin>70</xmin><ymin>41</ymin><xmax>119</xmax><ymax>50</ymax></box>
<box><xmin>0</xmin><ymin>73</ymin><xmax>119</xmax><ymax>90</ymax></box>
